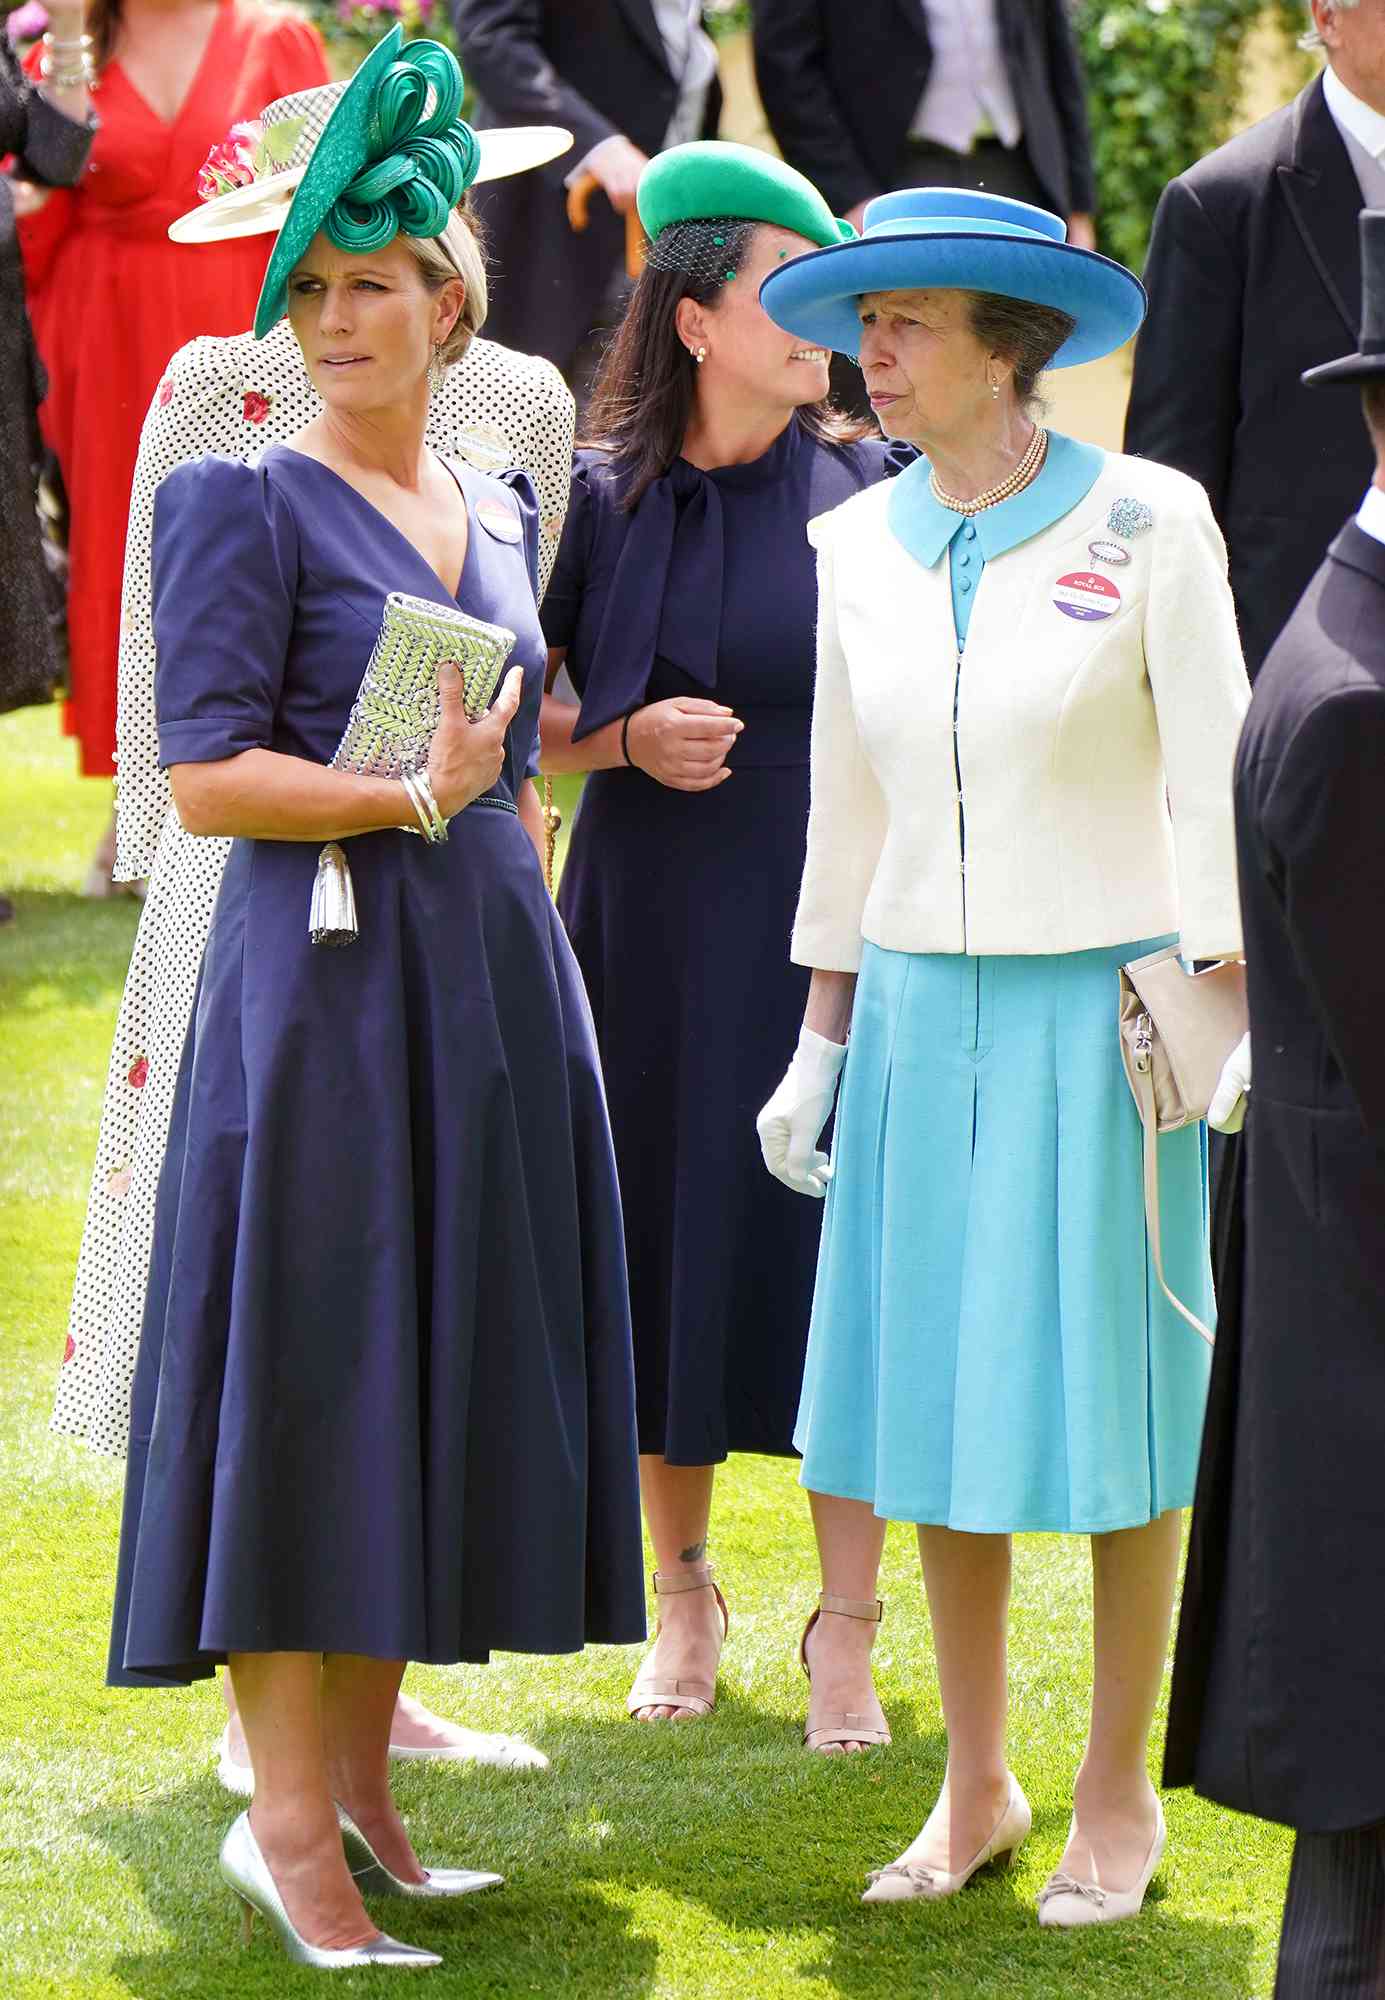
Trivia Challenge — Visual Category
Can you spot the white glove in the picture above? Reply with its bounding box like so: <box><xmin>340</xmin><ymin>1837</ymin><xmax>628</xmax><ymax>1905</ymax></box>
<box><xmin>1208</xmin><ymin>1030</ymin><xmax>1251</xmax><ymax>1134</ymax></box>
<box><xmin>757</xmin><ymin>1027</ymin><xmax>848</xmax><ymax>1198</ymax></box>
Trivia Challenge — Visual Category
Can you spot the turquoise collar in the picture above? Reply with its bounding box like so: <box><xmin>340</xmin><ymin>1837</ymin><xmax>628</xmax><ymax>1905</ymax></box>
<box><xmin>887</xmin><ymin>430</ymin><xmax>1105</xmax><ymax>570</ymax></box>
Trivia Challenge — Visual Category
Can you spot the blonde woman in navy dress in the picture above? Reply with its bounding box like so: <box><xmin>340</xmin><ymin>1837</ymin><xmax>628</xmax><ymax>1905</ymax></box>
<box><xmin>541</xmin><ymin>144</ymin><xmax>904</xmax><ymax>1748</ymax></box>
<box><xmin>758</xmin><ymin>191</ymin><xmax>1250</xmax><ymax>1926</ymax></box>
<box><xmin>105</xmin><ymin>34</ymin><xmax>643</xmax><ymax>1969</ymax></box>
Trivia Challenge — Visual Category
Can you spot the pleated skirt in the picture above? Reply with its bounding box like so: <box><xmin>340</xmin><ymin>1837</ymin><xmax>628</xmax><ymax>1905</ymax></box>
<box><xmin>794</xmin><ymin>937</ymin><xmax>1214</xmax><ymax>1533</ymax></box>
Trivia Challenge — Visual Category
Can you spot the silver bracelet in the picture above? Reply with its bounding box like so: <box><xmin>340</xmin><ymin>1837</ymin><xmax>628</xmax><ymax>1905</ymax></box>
<box><xmin>40</xmin><ymin>31</ymin><xmax>95</xmax><ymax>86</ymax></box>
<box><xmin>397</xmin><ymin>772</ymin><xmax>432</xmax><ymax>840</ymax></box>
<box><xmin>411</xmin><ymin>767</ymin><xmax>450</xmax><ymax>844</ymax></box>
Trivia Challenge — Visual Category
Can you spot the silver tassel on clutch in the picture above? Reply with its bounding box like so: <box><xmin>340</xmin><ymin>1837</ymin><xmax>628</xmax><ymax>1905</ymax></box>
<box><xmin>309</xmin><ymin>841</ymin><xmax>359</xmax><ymax>947</ymax></box>
<box><xmin>307</xmin><ymin>588</ymin><xmax>515</xmax><ymax>949</ymax></box>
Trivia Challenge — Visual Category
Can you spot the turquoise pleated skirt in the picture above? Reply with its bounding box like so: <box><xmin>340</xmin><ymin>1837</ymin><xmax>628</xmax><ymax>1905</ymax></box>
<box><xmin>794</xmin><ymin>937</ymin><xmax>1214</xmax><ymax>1533</ymax></box>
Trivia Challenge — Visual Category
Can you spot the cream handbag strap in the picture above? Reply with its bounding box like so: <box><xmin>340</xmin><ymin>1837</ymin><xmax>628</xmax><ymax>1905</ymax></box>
<box><xmin>1132</xmin><ymin>1065</ymin><xmax>1215</xmax><ymax>1347</ymax></box>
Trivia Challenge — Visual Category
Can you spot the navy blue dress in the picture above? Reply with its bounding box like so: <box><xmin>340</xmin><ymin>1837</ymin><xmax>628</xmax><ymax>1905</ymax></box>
<box><xmin>543</xmin><ymin>417</ymin><xmax>901</xmax><ymax>1465</ymax></box>
<box><xmin>108</xmin><ymin>445</ymin><xmax>645</xmax><ymax>1685</ymax></box>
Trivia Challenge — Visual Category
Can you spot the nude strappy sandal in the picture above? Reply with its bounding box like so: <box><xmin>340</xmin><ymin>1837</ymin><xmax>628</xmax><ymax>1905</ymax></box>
<box><xmin>799</xmin><ymin>1592</ymin><xmax>892</xmax><ymax>1752</ymax></box>
<box><xmin>626</xmin><ymin>1566</ymin><xmax>729</xmax><ymax>1721</ymax></box>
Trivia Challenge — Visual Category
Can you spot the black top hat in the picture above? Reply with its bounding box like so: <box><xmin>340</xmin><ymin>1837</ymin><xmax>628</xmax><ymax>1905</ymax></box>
<box><xmin>1303</xmin><ymin>207</ymin><xmax>1385</xmax><ymax>385</ymax></box>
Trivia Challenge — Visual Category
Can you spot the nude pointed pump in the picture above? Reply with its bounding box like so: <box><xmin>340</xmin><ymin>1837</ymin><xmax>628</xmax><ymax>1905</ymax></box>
<box><xmin>1036</xmin><ymin>1797</ymin><xmax>1167</xmax><ymax>1928</ymax></box>
<box><xmin>220</xmin><ymin>1812</ymin><xmax>441</xmax><ymax>1968</ymax></box>
<box><xmin>337</xmin><ymin>1805</ymin><xmax>504</xmax><ymax>1899</ymax></box>
<box><xmin>862</xmin><ymin>1777</ymin><xmax>1032</xmax><ymax>1904</ymax></box>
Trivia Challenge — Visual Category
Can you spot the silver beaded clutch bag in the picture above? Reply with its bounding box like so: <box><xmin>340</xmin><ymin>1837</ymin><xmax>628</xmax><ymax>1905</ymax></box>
<box><xmin>310</xmin><ymin>592</ymin><xmax>516</xmax><ymax>947</ymax></box>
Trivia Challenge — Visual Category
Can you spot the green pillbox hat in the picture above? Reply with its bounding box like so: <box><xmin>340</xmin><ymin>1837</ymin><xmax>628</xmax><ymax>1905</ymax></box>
<box><xmin>636</xmin><ymin>141</ymin><xmax>853</xmax><ymax>253</ymax></box>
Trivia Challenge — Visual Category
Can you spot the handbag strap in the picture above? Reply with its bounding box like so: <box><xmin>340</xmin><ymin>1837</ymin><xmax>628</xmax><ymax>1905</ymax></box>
<box><xmin>1132</xmin><ymin>1064</ymin><xmax>1215</xmax><ymax>1348</ymax></box>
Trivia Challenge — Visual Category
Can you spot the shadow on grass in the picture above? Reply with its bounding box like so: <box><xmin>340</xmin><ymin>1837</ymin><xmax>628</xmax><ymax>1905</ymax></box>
<box><xmin>84</xmin><ymin>1702</ymin><xmax>1261</xmax><ymax>2000</ymax></box>
<box><xmin>92</xmin><ymin>1780</ymin><xmax>660</xmax><ymax>1999</ymax></box>
<box><xmin>0</xmin><ymin>892</ymin><xmax>140</xmax><ymax>1011</ymax></box>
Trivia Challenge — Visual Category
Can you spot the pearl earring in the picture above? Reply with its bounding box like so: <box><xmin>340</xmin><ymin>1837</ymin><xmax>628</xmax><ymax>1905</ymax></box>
<box><xmin>694</xmin><ymin>346</ymin><xmax>707</xmax><ymax>364</ymax></box>
<box><xmin>990</xmin><ymin>377</ymin><xmax>1000</xmax><ymax>400</ymax></box>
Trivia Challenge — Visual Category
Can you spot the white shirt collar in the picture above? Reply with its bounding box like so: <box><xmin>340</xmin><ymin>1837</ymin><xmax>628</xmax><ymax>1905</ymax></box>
<box><xmin>1356</xmin><ymin>482</ymin><xmax>1385</xmax><ymax>546</ymax></box>
<box><xmin>1324</xmin><ymin>65</ymin><xmax>1385</xmax><ymax>163</ymax></box>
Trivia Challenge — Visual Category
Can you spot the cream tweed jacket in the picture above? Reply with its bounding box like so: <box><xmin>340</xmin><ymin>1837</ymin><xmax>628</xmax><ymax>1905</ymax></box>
<box><xmin>791</xmin><ymin>448</ymin><xmax>1251</xmax><ymax>970</ymax></box>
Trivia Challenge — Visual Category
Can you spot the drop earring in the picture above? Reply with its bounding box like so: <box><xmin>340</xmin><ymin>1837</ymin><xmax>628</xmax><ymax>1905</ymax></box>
<box><xmin>694</xmin><ymin>346</ymin><xmax>707</xmax><ymax>364</ymax></box>
<box><xmin>428</xmin><ymin>342</ymin><xmax>444</xmax><ymax>395</ymax></box>
<box><xmin>990</xmin><ymin>376</ymin><xmax>1000</xmax><ymax>400</ymax></box>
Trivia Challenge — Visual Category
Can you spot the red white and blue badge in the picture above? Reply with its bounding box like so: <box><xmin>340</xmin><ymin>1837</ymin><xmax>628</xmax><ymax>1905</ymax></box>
<box><xmin>475</xmin><ymin>497</ymin><xmax>523</xmax><ymax>543</ymax></box>
<box><xmin>1052</xmin><ymin>570</ymin><xmax>1122</xmax><ymax>621</ymax></box>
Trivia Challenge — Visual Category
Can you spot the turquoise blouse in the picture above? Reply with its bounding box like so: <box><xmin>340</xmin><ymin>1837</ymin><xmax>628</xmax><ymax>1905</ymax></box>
<box><xmin>886</xmin><ymin>430</ymin><xmax>1106</xmax><ymax>646</ymax></box>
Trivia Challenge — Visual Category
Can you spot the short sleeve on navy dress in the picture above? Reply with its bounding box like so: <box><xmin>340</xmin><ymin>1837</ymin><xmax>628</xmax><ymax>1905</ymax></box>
<box><xmin>152</xmin><ymin>457</ymin><xmax>300</xmax><ymax>768</ymax></box>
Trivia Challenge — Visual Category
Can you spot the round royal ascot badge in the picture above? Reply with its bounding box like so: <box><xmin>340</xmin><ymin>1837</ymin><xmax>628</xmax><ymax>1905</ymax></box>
<box><xmin>1053</xmin><ymin>570</ymin><xmax>1122</xmax><ymax>622</ymax></box>
<box><xmin>475</xmin><ymin>497</ymin><xmax>524</xmax><ymax>544</ymax></box>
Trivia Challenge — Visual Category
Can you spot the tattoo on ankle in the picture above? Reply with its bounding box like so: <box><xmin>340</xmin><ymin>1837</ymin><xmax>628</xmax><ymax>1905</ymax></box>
<box><xmin>679</xmin><ymin>1541</ymin><xmax>707</xmax><ymax>1565</ymax></box>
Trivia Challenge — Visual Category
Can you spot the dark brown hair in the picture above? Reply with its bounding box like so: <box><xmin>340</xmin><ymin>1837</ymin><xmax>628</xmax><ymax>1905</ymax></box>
<box><xmin>584</xmin><ymin>220</ymin><xmax>873</xmax><ymax>510</ymax></box>
<box><xmin>88</xmin><ymin>0</ymin><xmax>120</xmax><ymax>68</ymax></box>
<box><xmin>965</xmin><ymin>292</ymin><xmax>1077</xmax><ymax>411</ymax></box>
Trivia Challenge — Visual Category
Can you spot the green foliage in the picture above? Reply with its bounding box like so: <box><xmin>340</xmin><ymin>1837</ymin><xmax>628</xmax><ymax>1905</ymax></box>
<box><xmin>303</xmin><ymin>0</ymin><xmax>458</xmax><ymax>70</ymax></box>
<box><xmin>1073</xmin><ymin>0</ymin><xmax>1313</xmax><ymax>271</ymax></box>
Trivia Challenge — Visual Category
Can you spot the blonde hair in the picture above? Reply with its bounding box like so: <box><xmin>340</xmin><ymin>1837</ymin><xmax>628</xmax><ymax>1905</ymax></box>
<box><xmin>402</xmin><ymin>206</ymin><xmax>488</xmax><ymax>365</ymax></box>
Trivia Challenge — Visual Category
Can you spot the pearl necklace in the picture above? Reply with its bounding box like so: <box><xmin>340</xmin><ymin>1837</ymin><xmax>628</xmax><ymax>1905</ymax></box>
<box><xmin>929</xmin><ymin>426</ymin><xmax>1049</xmax><ymax>515</ymax></box>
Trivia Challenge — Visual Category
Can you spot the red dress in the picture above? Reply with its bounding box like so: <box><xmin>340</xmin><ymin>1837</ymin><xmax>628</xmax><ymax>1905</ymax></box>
<box><xmin>19</xmin><ymin>1</ymin><xmax>329</xmax><ymax>777</ymax></box>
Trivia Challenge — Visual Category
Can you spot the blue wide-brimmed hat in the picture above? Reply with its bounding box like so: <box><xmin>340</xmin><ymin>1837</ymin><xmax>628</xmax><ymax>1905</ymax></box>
<box><xmin>759</xmin><ymin>188</ymin><xmax>1146</xmax><ymax>367</ymax></box>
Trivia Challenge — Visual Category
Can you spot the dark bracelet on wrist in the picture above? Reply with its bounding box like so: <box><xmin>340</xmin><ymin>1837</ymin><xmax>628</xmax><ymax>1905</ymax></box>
<box><xmin>621</xmin><ymin>710</ymin><xmax>637</xmax><ymax>769</ymax></box>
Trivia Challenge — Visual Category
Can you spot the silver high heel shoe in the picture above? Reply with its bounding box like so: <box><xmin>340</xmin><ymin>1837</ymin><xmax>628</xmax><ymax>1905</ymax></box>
<box><xmin>220</xmin><ymin>1812</ymin><xmax>442</xmax><ymax>1968</ymax></box>
<box><xmin>338</xmin><ymin>1805</ymin><xmax>504</xmax><ymax>1898</ymax></box>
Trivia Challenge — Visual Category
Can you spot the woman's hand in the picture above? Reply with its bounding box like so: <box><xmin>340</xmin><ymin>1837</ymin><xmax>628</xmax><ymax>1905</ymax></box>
<box><xmin>1208</xmin><ymin>1030</ymin><xmax>1251</xmax><ymax>1134</ymax></box>
<box><xmin>757</xmin><ymin>1027</ymin><xmax>848</xmax><ymax>1198</ymax></box>
<box><xmin>9</xmin><ymin>181</ymin><xmax>54</xmax><ymax>219</ymax></box>
<box><xmin>625</xmin><ymin>697</ymin><xmax>742</xmax><ymax>792</ymax></box>
<box><xmin>426</xmin><ymin>663</ymin><xmax>525</xmax><ymax>819</ymax></box>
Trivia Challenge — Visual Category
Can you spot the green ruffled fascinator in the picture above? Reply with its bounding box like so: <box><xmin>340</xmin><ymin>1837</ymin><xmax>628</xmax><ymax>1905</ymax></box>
<box><xmin>253</xmin><ymin>27</ymin><xmax>480</xmax><ymax>338</ymax></box>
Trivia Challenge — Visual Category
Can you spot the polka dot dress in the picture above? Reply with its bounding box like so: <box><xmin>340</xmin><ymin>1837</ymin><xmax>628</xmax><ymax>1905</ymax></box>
<box><xmin>53</xmin><ymin>324</ymin><xmax>577</xmax><ymax>1456</ymax></box>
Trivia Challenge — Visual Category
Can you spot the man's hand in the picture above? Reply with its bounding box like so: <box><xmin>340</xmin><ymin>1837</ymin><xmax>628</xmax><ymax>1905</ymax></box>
<box><xmin>585</xmin><ymin>134</ymin><xmax>650</xmax><ymax>216</ymax></box>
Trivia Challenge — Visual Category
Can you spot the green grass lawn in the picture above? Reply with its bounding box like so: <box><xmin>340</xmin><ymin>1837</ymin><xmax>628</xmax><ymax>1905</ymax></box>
<box><xmin>0</xmin><ymin>702</ymin><xmax>1291</xmax><ymax>1998</ymax></box>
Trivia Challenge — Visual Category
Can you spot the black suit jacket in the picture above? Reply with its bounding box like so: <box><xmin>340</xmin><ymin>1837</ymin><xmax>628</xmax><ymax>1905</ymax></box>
<box><xmin>1165</xmin><ymin>520</ymin><xmax>1385</xmax><ymax>1833</ymax></box>
<box><xmin>1126</xmin><ymin>79</ymin><xmax>1373</xmax><ymax>678</ymax></box>
<box><xmin>751</xmin><ymin>0</ymin><xmax>1094</xmax><ymax>220</ymax></box>
<box><xmin>453</xmin><ymin>0</ymin><xmax>719</xmax><ymax>373</ymax></box>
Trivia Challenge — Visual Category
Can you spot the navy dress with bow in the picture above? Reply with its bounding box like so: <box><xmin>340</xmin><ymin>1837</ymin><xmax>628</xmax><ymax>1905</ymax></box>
<box><xmin>543</xmin><ymin>417</ymin><xmax>901</xmax><ymax>1463</ymax></box>
<box><xmin>108</xmin><ymin>445</ymin><xmax>645</xmax><ymax>1682</ymax></box>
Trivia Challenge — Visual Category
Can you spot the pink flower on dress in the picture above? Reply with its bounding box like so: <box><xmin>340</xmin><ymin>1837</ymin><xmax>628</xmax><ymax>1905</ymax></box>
<box><xmin>156</xmin><ymin>377</ymin><xmax>174</xmax><ymax>409</ymax></box>
<box><xmin>196</xmin><ymin>120</ymin><xmax>264</xmax><ymax>203</ymax></box>
<box><xmin>242</xmin><ymin>390</ymin><xmax>274</xmax><ymax>425</ymax></box>
<box><xmin>63</xmin><ymin>1334</ymin><xmax>75</xmax><ymax>1363</ymax></box>
<box><xmin>106</xmin><ymin>1162</ymin><xmax>133</xmax><ymax>1198</ymax></box>
<box><xmin>127</xmin><ymin>1054</ymin><xmax>149</xmax><ymax>1089</ymax></box>
<box><xmin>6</xmin><ymin>4</ymin><xmax>49</xmax><ymax>44</ymax></box>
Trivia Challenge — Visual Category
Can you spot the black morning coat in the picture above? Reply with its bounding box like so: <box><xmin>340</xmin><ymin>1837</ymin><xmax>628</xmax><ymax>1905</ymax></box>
<box><xmin>0</xmin><ymin>37</ymin><xmax>92</xmax><ymax>713</ymax></box>
<box><xmin>1126</xmin><ymin>77</ymin><xmax>1375</xmax><ymax>679</ymax></box>
<box><xmin>1163</xmin><ymin>515</ymin><xmax>1385</xmax><ymax>1835</ymax></box>
<box><xmin>751</xmin><ymin>0</ymin><xmax>1095</xmax><ymax>220</ymax></box>
<box><xmin>450</xmin><ymin>0</ymin><xmax>720</xmax><ymax>374</ymax></box>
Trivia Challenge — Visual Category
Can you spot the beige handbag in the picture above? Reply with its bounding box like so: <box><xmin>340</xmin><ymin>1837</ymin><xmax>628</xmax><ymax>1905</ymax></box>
<box><xmin>1117</xmin><ymin>947</ymin><xmax>1248</xmax><ymax>1346</ymax></box>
